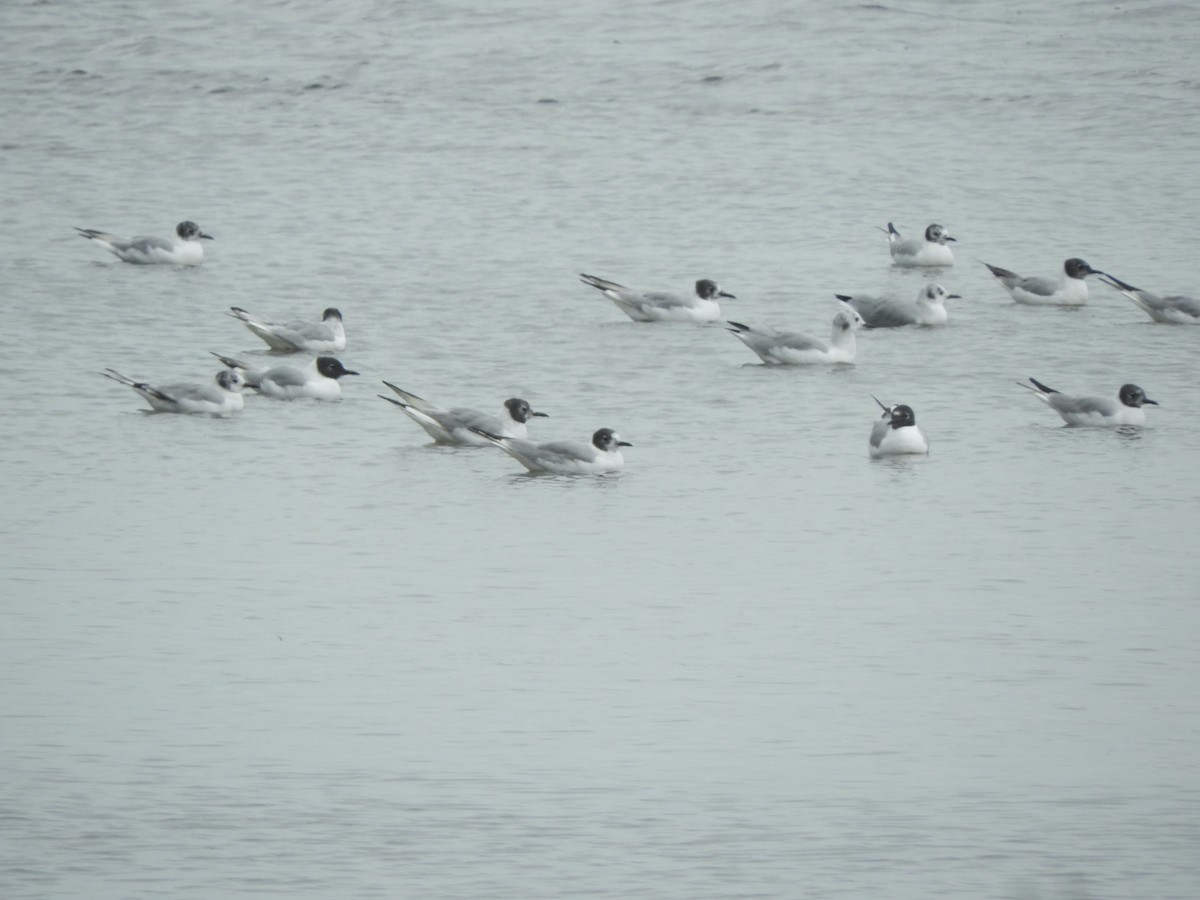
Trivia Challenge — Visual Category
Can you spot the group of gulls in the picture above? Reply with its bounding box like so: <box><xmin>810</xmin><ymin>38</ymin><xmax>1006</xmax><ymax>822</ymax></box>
<box><xmin>86</xmin><ymin>218</ymin><xmax>1184</xmax><ymax>470</ymax></box>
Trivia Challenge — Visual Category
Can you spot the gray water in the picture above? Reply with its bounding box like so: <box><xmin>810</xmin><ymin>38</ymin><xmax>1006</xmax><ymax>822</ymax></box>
<box><xmin>2</xmin><ymin>1</ymin><xmax>1198</xmax><ymax>897</ymax></box>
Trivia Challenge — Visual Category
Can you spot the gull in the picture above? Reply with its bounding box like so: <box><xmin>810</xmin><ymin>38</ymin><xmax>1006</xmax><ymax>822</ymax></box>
<box><xmin>470</xmin><ymin>427</ymin><xmax>631</xmax><ymax>474</ymax></box>
<box><xmin>1018</xmin><ymin>377</ymin><xmax>1158</xmax><ymax>426</ymax></box>
<box><xmin>836</xmin><ymin>283</ymin><xmax>960</xmax><ymax>327</ymax></box>
<box><xmin>227</xmin><ymin>306</ymin><xmax>346</xmax><ymax>352</ymax></box>
<box><xmin>1099</xmin><ymin>273</ymin><xmax>1200</xmax><ymax>324</ymax></box>
<box><xmin>76</xmin><ymin>220</ymin><xmax>213</xmax><ymax>265</ymax></box>
<box><xmin>378</xmin><ymin>382</ymin><xmax>548</xmax><ymax>445</ymax></box>
<box><xmin>726</xmin><ymin>308</ymin><xmax>864</xmax><ymax>364</ymax></box>
<box><xmin>981</xmin><ymin>257</ymin><xmax>1098</xmax><ymax>306</ymax></box>
<box><xmin>579</xmin><ymin>273</ymin><xmax>734</xmax><ymax>323</ymax></box>
<box><xmin>102</xmin><ymin>367</ymin><xmax>244</xmax><ymax>415</ymax></box>
<box><xmin>880</xmin><ymin>222</ymin><xmax>956</xmax><ymax>267</ymax></box>
<box><xmin>868</xmin><ymin>395</ymin><xmax>929</xmax><ymax>457</ymax></box>
<box><xmin>256</xmin><ymin>357</ymin><xmax>359</xmax><ymax>400</ymax></box>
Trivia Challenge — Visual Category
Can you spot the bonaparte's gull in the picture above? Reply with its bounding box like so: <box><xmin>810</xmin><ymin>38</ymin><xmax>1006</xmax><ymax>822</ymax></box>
<box><xmin>868</xmin><ymin>396</ymin><xmax>929</xmax><ymax>457</ymax></box>
<box><xmin>228</xmin><ymin>306</ymin><xmax>346</xmax><ymax>352</ymax></box>
<box><xmin>256</xmin><ymin>356</ymin><xmax>359</xmax><ymax>400</ymax></box>
<box><xmin>726</xmin><ymin>308</ymin><xmax>864</xmax><ymax>365</ymax></box>
<box><xmin>102</xmin><ymin>366</ymin><xmax>244</xmax><ymax>415</ymax></box>
<box><xmin>982</xmin><ymin>258</ymin><xmax>1098</xmax><ymax>306</ymax></box>
<box><xmin>579</xmin><ymin>273</ymin><xmax>734</xmax><ymax>323</ymax></box>
<box><xmin>470</xmin><ymin>427</ymin><xmax>631</xmax><ymax>474</ymax></box>
<box><xmin>378</xmin><ymin>381</ymin><xmax>548</xmax><ymax>445</ymax></box>
<box><xmin>1099</xmin><ymin>273</ymin><xmax>1200</xmax><ymax>324</ymax></box>
<box><xmin>880</xmin><ymin>222</ymin><xmax>956</xmax><ymax>267</ymax></box>
<box><xmin>76</xmin><ymin>221</ymin><xmax>213</xmax><ymax>266</ymax></box>
<box><xmin>1018</xmin><ymin>377</ymin><xmax>1158</xmax><ymax>426</ymax></box>
<box><xmin>836</xmin><ymin>283</ymin><xmax>960</xmax><ymax>327</ymax></box>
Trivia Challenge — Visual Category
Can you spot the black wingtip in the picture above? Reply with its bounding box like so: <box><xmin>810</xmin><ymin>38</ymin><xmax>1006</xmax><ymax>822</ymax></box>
<box><xmin>468</xmin><ymin>425</ymin><xmax>504</xmax><ymax>442</ymax></box>
<box><xmin>1099</xmin><ymin>272</ymin><xmax>1139</xmax><ymax>292</ymax></box>
<box><xmin>1027</xmin><ymin>377</ymin><xmax>1058</xmax><ymax>394</ymax></box>
<box><xmin>834</xmin><ymin>294</ymin><xmax>853</xmax><ymax>302</ymax></box>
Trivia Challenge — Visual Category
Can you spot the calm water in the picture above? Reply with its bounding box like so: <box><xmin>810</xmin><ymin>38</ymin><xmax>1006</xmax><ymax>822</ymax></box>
<box><xmin>2</xmin><ymin>1</ymin><xmax>1198</xmax><ymax>897</ymax></box>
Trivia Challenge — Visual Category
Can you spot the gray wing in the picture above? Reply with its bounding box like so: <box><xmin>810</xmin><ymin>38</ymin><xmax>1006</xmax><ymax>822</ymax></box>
<box><xmin>869</xmin><ymin>418</ymin><xmax>890</xmax><ymax>449</ymax></box>
<box><xmin>158</xmin><ymin>381</ymin><xmax>224</xmax><ymax>403</ymax></box>
<box><xmin>447</xmin><ymin>407</ymin><xmax>503</xmax><ymax>432</ymax></box>
<box><xmin>1155</xmin><ymin>294</ymin><xmax>1200</xmax><ymax>316</ymax></box>
<box><xmin>734</xmin><ymin>327</ymin><xmax>826</xmax><ymax>354</ymax></box>
<box><xmin>769</xmin><ymin>329</ymin><xmax>829</xmax><ymax>352</ymax></box>
<box><xmin>261</xmin><ymin>365</ymin><xmax>308</xmax><ymax>387</ymax></box>
<box><xmin>1047</xmin><ymin>394</ymin><xmax>1117</xmax><ymax>416</ymax></box>
<box><xmin>278</xmin><ymin>320</ymin><xmax>335</xmax><ymax>342</ymax></box>
<box><xmin>531</xmin><ymin>439</ymin><xmax>595</xmax><ymax>463</ymax></box>
<box><xmin>840</xmin><ymin>295</ymin><xmax>914</xmax><ymax>327</ymax></box>
<box><xmin>123</xmin><ymin>234</ymin><xmax>176</xmax><ymax>253</ymax></box>
<box><xmin>1014</xmin><ymin>275</ymin><xmax>1059</xmax><ymax>297</ymax></box>
<box><xmin>638</xmin><ymin>290</ymin><xmax>691</xmax><ymax>309</ymax></box>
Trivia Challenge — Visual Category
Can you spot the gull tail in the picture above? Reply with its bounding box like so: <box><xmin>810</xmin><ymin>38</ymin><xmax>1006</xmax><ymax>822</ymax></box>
<box><xmin>380</xmin><ymin>381</ymin><xmax>436</xmax><ymax>411</ymax></box>
<box><xmin>210</xmin><ymin>351</ymin><xmax>254</xmax><ymax>371</ymax></box>
<box><xmin>980</xmin><ymin>260</ymin><xmax>1017</xmax><ymax>280</ymax></box>
<box><xmin>1017</xmin><ymin>377</ymin><xmax>1059</xmax><ymax>395</ymax></box>
<box><xmin>579</xmin><ymin>273</ymin><xmax>626</xmax><ymax>294</ymax></box>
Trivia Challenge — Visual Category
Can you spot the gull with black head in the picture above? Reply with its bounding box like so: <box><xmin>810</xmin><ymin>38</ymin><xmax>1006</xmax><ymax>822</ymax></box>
<box><xmin>378</xmin><ymin>382</ymin><xmax>548</xmax><ymax>445</ymax></box>
<box><xmin>254</xmin><ymin>356</ymin><xmax>359</xmax><ymax>400</ymax></box>
<box><xmin>982</xmin><ymin>258</ymin><xmax>1099</xmax><ymax>306</ymax></box>
<box><xmin>470</xmin><ymin>427</ymin><xmax>631</xmax><ymax>475</ymax></box>
<box><xmin>868</xmin><ymin>395</ymin><xmax>929</xmax><ymax>457</ymax></box>
<box><xmin>76</xmin><ymin>220</ymin><xmax>214</xmax><ymax>266</ymax></box>
<box><xmin>1018</xmin><ymin>377</ymin><xmax>1158</xmax><ymax>427</ymax></box>
<box><xmin>579</xmin><ymin>273</ymin><xmax>734</xmax><ymax>323</ymax></box>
